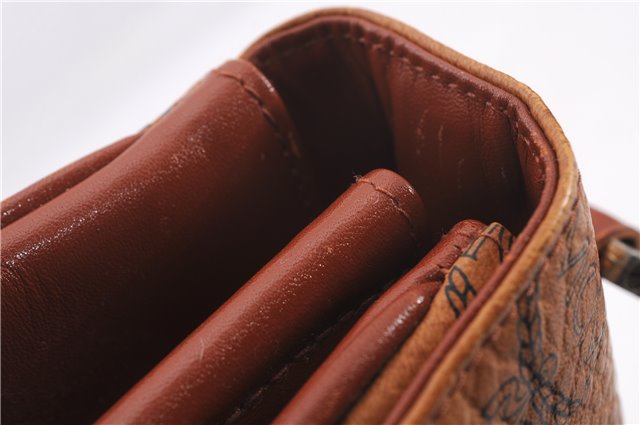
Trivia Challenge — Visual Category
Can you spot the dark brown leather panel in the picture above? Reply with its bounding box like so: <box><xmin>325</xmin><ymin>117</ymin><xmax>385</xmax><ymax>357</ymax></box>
<box><xmin>1</xmin><ymin>59</ymin><xmax>317</xmax><ymax>424</ymax></box>
<box><xmin>243</xmin><ymin>15</ymin><xmax>553</xmax><ymax>241</ymax></box>
<box><xmin>97</xmin><ymin>168</ymin><xmax>426</xmax><ymax>425</ymax></box>
<box><xmin>1</xmin><ymin>134</ymin><xmax>138</xmax><ymax>228</ymax></box>
<box><xmin>274</xmin><ymin>220</ymin><xmax>484</xmax><ymax>425</ymax></box>
<box><xmin>243</xmin><ymin>11</ymin><xmax>559</xmax><ymax>421</ymax></box>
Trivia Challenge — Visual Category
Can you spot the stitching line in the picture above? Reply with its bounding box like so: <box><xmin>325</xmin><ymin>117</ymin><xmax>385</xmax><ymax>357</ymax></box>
<box><xmin>246</xmin><ymin>28</ymin><xmax>553</xmax><ymax>419</ymax></box>
<box><xmin>254</xmin><ymin>32</ymin><xmax>543</xmax><ymax>177</ymax></box>
<box><xmin>356</xmin><ymin>177</ymin><xmax>421</xmax><ymax>248</ymax></box>
<box><xmin>427</xmin><ymin>191</ymin><xmax>581</xmax><ymax>422</ymax></box>
<box><xmin>214</xmin><ymin>70</ymin><xmax>308</xmax><ymax>204</ymax></box>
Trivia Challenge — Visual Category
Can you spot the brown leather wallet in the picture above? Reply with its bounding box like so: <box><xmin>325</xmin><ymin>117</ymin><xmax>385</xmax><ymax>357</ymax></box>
<box><xmin>2</xmin><ymin>8</ymin><xmax>639</xmax><ymax>425</ymax></box>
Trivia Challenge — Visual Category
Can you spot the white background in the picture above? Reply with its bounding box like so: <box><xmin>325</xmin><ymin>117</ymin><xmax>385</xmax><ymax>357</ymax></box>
<box><xmin>2</xmin><ymin>2</ymin><xmax>639</xmax><ymax>423</ymax></box>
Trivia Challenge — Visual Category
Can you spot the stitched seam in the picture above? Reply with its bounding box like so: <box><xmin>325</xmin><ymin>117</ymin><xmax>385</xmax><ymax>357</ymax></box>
<box><xmin>220</xmin><ymin>277</ymin><xmax>395</xmax><ymax>425</ymax></box>
<box><xmin>356</xmin><ymin>177</ymin><xmax>421</xmax><ymax>248</ymax></box>
<box><xmin>214</xmin><ymin>70</ymin><xmax>308</xmax><ymax>205</ymax></box>
<box><xmin>256</xmin><ymin>34</ymin><xmax>509</xmax><ymax>119</ymax></box>
<box><xmin>254</xmin><ymin>31</ymin><xmax>544</xmax><ymax>178</ymax></box>
<box><xmin>248</xmin><ymin>29</ymin><xmax>552</xmax><ymax>418</ymax></box>
<box><xmin>427</xmin><ymin>191</ymin><xmax>581</xmax><ymax>422</ymax></box>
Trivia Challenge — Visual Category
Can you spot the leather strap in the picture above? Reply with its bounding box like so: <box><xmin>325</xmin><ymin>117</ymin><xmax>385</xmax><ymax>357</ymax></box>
<box><xmin>591</xmin><ymin>207</ymin><xmax>640</xmax><ymax>295</ymax></box>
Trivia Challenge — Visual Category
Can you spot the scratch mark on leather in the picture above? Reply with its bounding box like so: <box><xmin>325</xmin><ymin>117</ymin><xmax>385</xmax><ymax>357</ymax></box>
<box><xmin>3</xmin><ymin>207</ymin><xmax>102</xmax><ymax>269</ymax></box>
<box><xmin>219</xmin><ymin>275</ymin><xmax>394</xmax><ymax>425</ymax></box>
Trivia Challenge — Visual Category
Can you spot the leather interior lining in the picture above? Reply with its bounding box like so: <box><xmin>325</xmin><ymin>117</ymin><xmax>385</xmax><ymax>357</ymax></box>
<box><xmin>244</xmin><ymin>16</ymin><xmax>556</xmax><ymax>241</ymax></box>
<box><xmin>2</xmin><ymin>10</ymin><xmax>568</xmax><ymax>425</ymax></box>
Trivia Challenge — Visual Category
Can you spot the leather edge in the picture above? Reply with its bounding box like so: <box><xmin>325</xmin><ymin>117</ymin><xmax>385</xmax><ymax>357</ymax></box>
<box><xmin>242</xmin><ymin>7</ymin><xmax>579</xmax><ymax>421</ymax></box>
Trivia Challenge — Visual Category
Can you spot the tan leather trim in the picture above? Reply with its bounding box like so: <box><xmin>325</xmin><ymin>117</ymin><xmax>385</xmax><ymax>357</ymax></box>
<box><xmin>346</xmin><ymin>223</ymin><xmax>514</xmax><ymax>424</ymax></box>
<box><xmin>245</xmin><ymin>7</ymin><xmax>578</xmax><ymax>422</ymax></box>
<box><xmin>275</xmin><ymin>220</ymin><xmax>484</xmax><ymax>424</ymax></box>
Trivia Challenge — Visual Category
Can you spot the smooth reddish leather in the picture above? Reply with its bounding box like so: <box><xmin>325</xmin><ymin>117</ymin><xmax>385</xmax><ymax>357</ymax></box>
<box><xmin>2</xmin><ymin>10</ymin><xmax>597</xmax><ymax>425</ymax></box>
<box><xmin>1</xmin><ymin>134</ymin><xmax>139</xmax><ymax>228</ymax></box>
<box><xmin>97</xmin><ymin>169</ymin><xmax>427</xmax><ymax>424</ymax></box>
<box><xmin>1</xmin><ymin>59</ymin><xmax>319</xmax><ymax>424</ymax></box>
<box><xmin>274</xmin><ymin>220</ymin><xmax>484</xmax><ymax>425</ymax></box>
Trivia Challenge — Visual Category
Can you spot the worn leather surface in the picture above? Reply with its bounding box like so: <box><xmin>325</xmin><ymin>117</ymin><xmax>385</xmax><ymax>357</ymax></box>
<box><xmin>243</xmin><ymin>9</ymin><xmax>620</xmax><ymax>424</ymax></box>
<box><xmin>275</xmin><ymin>220</ymin><xmax>484</xmax><ymax>425</ymax></box>
<box><xmin>1</xmin><ymin>7</ymin><xmax>624</xmax><ymax>425</ymax></box>
<box><xmin>98</xmin><ymin>169</ymin><xmax>426</xmax><ymax>425</ymax></box>
<box><xmin>1</xmin><ymin>134</ymin><xmax>139</xmax><ymax>228</ymax></box>
<box><xmin>348</xmin><ymin>222</ymin><xmax>514</xmax><ymax>424</ymax></box>
<box><xmin>242</xmin><ymin>14</ymin><xmax>554</xmax><ymax>242</ymax></box>
<box><xmin>2</xmin><ymin>59</ymin><xmax>319</xmax><ymax>424</ymax></box>
<box><xmin>398</xmin><ymin>189</ymin><xmax>620</xmax><ymax>424</ymax></box>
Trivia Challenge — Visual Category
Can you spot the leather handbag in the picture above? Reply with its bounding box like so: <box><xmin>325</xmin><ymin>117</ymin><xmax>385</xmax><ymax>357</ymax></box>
<box><xmin>2</xmin><ymin>8</ymin><xmax>638</xmax><ymax>425</ymax></box>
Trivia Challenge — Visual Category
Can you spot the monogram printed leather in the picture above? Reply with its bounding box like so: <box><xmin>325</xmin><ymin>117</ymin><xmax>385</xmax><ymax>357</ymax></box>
<box><xmin>395</xmin><ymin>189</ymin><xmax>619</xmax><ymax>424</ymax></box>
<box><xmin>98</xmin><ymin>169</ymin><xmax>426</xmax><ymax>424</ymax></box>
<box><xmin>276</xmin><ymin>220</ymin><xmax>486</xmax><ymax>424</ymax></box>
<box><xmin>2</xmin><ymin>8</ymin><xmax>632</xmax><ymax>425</ymax></box>
<box><xmin>347</xmin><ymin>222</ymin><xmax>514</xmax><ymax>424</ymax></box>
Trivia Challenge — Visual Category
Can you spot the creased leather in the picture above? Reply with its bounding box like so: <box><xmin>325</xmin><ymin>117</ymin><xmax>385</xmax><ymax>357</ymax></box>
<box><xmin>243</xmin><ymin>13</ymin><xmax>554</xmax><ymax>242</ymax></box>
<box><xmin>348</xmin><ymin>222</ymin><xmax>514</xmax><ymax>424</ymax></box>
<box><xmin>401</xmin><ymin>188</ymin><xmax>620</xmax><ymax>424</ymax></box>
<box><xmin>0</xmin><ymin>8</ymin><xmax>625</xmax><ymax>425</ymax></box>
<box><xmin>242</xmin><ymin>9</ymin><xmax>619</xmax><ymax>424</ymax></box>
<box><xmin>275</xmin><ymin>220</ymin><xmax>485</xmax><ymax>425</ymax></box>
<box><xmin>1</xmin><ymin>59</ymin><xmax>317</xmax><ymax>424</ymax></box>
<box><xmin>97</xmin><ymin>169</ymin><xmax>427</xmax><ymax>425</ymax></box>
